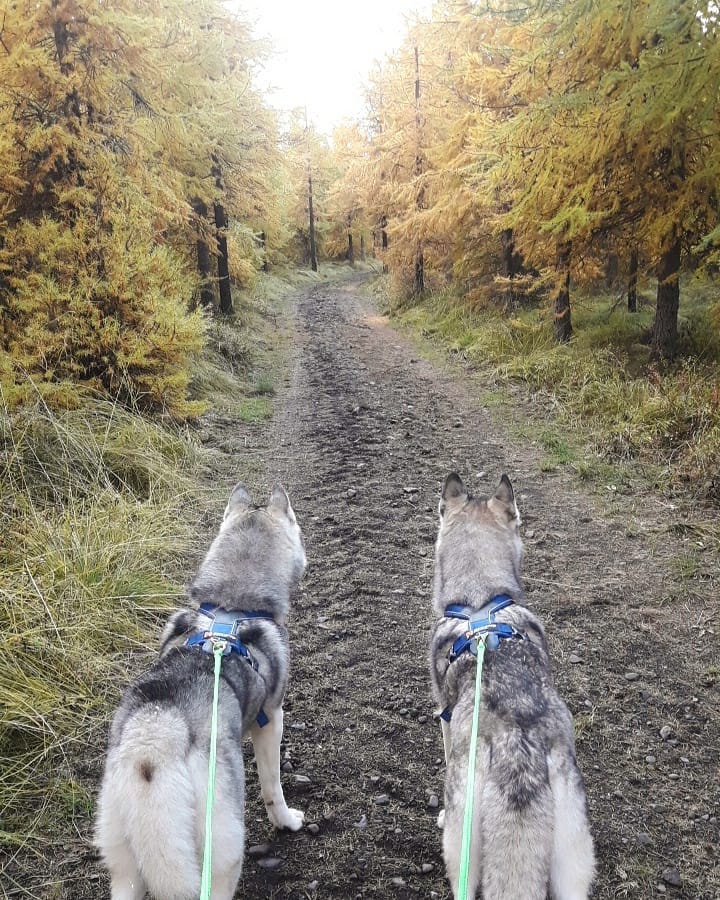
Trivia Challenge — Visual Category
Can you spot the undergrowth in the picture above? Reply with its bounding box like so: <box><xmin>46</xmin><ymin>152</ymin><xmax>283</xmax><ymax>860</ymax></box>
<box><xmin>0</xmin><ymin>393</ymin><xmax>199</xmax><ymax>855</ymax></box>
<box><xmin>395</xmin><ymin>279</ymin><xmax>720</xmax><ymax>499</ymax></box>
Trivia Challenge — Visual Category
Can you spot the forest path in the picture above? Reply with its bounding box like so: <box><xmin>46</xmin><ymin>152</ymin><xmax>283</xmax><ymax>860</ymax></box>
<box><xmin>209</xmin><ymin>274</ymin><xmax>718</xmax><ymax>900</ymax></box>
<box><xmin>64</xmin><ymin>275</ymin><xmax>717</xmax><ymax>900</ymax></box>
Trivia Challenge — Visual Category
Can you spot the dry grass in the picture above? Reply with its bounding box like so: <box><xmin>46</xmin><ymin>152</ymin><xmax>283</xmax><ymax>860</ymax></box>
<box><xmin>396</xmin><ymin>280</ymin><xmax>720</xmax><ymax>500</ymax></box>
<box><xmin>0</xmin><ymin>391</ymin><xmax>198</xmax><ymax>851</ymax></box>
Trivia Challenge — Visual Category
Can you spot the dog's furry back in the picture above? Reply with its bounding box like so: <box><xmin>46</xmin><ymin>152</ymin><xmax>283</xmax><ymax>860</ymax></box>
<box><xmin>95</xmin><ymin>484</ymin><xmax>305</xmax><ymax>900</ymax></box>
<box><xmin>430</xmin><ymin>474</ymin><xmax>595</xmax><ymax>900</ymax></box>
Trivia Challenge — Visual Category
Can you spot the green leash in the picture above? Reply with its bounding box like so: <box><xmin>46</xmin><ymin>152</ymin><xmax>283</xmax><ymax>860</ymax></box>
<box><xmin>200</xmin><ymin>641</ymin><xmax>225</xmax><ymax>900</ymax></box>
<box><xmin>456</xmin><ymin>635</ymin><xmax>486</xmax><ymax>900</ymax></box>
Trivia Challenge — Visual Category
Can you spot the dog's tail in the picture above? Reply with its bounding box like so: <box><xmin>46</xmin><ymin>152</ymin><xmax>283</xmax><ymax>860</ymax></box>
<box><xmin>478</xmin><ymin>730</ymin><xmax>555</xmax><ymax>900</ymax></box>
<box><xmin>112</xmin><ymin>706</ymin><xmax>201</xmax><ymax>899</ymax></box>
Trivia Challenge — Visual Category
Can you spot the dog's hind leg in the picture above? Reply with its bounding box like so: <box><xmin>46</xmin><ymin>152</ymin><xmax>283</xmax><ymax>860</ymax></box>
<box><xmin>250</xmin><ymin>706</ymin><xmax>304</xmax><ymax>831</ymax></box>
<box><xmin>209</xmin><ymin>861</ymin><xmax>243</xmax><ymax>900</ymax></box>
<box><xmin>548</xmin><ymin>750</ymin><xmax>596</xmax><ymax>900</ymax></box>
<box><xmin>442</xmin><ymin>803</ymin><xmax>481</xmax><ymax>900</ymax></box>
<box><xmin>104</xmin><ymin>844</ymin><xmax>147</xmax><ymax>900</ymax></box>
<box><xmin>96</xmin><ymin>786</ymin><xmax>147</xmax><ymax>900</ymax></box>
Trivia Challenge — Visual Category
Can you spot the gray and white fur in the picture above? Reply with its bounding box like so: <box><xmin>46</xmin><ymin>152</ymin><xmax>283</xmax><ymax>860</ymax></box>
<box><xmin>95</xmin><ymin>483</ymin><xmax>306</xmax><ymax>900</ymax></box>
<box><xmin>429</xmin><ymin>473</ymin><xmax>595</xmax><ymax>900</ymax></box>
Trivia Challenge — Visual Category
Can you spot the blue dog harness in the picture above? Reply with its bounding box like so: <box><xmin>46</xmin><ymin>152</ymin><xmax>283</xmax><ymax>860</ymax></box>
<box><xmin>185</xmin><ymin>602</ymin><xmax>274</xmax><ymax>727</ymax></box>
<box><xmin>439</xmin><ymin>595</ymin><xmax>526</xmax><ymax>723</ymax></box>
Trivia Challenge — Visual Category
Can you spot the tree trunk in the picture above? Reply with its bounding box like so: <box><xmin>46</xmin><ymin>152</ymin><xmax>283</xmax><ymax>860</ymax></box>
<box><xmin>211</xmin><ymin>156</ymin><xmax>232</xmax><ymax>314</ymax></box>
<box><xmin>360</xmin><ymin>234</ymin><xmax>366</xmax><ymax>261</ymax></box>
<box><xmin>605</xmin><ymin>252</ymin><xmax>619</xmax><ymax>289</ymax></box>
<box><xmin>347</xmin><ymin>231</ymin><xmax>354</xmax><ymax>264</ymax></box>
<box><xmin>259</xmin><ymin>231</ymin><xmax>268</xmax><ymax>272</ymax></box>
<box><xmin>414</xmin><ymin>249</ymin><xmax>424</xmax><ymax>296</ymax></box>
<box><xmin>192</xmin><ymin>198</ymin><xmax>214</xmax><ymax>309</ymax></box>
<box><xmin>308</xmin><ymin>173</ymin><xmax>318</xmax><ymax>272</ymax></box>
<box><xmin>380</xmin><ymin>215</ymin><xmax>388</xmax><ymax>274</ymax></box>
<box><xmin>500</xmin><ymin>228</ymin><xmax>519</xmax><ymax>306</ymax></box>
<box><xmin>651</xmin><ymin>234</ymin><xmax>681</xmax><ymax>357</ymax></box>
<box><xmin>553</xmin><ymin>241</ymin><xmax>572</xmax><ymax>343</ymax></box>
<box><xmin>413</xmin><ymin>45</ymin><xmax>424</xmax><ymax>295</ymax></box>
<box><xmin>213</xmin><ymin>201</ymin><xmax>232</xmax><ymax>313</ymax></box>
<box><xmin>628</xmin><ymin>246</ymin><xmax>638</xmax><ymax>313</ymax></box>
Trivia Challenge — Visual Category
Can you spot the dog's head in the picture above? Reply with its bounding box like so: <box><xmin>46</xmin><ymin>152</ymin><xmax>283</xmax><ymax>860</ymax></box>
<box><xmin>190</xmin><ymin>482</ymin><xmax>306</xmax><ymax>619</ymax></box>
<box><xmin>433</xmin><ymin>472</ymin><xmax>523</xmax><ymax>611</ymax></box>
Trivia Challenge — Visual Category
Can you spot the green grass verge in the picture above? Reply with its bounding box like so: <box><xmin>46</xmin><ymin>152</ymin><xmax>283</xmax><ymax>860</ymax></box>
<box><xmin>394</xmin><ymin>278</ymin><xmax>720</xmax><ymax>500</ymax></box>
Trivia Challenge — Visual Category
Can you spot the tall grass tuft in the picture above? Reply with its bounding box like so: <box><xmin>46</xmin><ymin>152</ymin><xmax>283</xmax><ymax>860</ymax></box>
<box><xmin>0</xmin><ymin>392</ymin><xmax>198</xmax><ymax>851</ymax></box>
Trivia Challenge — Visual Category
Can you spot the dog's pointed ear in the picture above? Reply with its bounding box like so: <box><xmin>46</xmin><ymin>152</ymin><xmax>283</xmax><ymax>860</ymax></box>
<box><xmin>269</xmin><ymin>483</ymin><xmax>296</xmax><ymax>521</ymax></box>
<box><xmin>439</xmin><ymin>472</ymin><xmax>467</xmax><ymax>516</ymax></box>
<box><xmin>225</xmin><ymin>482</ymin><xmax>252</xmax><ymax>519</ymax></box>
<box><xmin>489</xmin><ymin>474</ymin><xmax>520</xmax><ymax>523</ymax></box>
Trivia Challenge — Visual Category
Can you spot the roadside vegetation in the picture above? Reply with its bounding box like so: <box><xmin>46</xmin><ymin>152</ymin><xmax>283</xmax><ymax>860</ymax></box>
<box><xmin>0</xmin><ymin>267</ymin><xmax>318</xmax><ymax>885</ymax></box>
<box><xmin>386</xmin><ymin>276</ymin><xmax>720</xmax><ymax>507</ymax></box>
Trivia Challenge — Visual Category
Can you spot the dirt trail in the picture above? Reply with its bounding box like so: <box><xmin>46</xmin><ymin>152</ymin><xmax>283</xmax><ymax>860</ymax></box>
<box><xmin>201</xmin><ymin>275</ymin><xmax>715</xmax><ymax>900</ymax></box>
<box><xmin>63</xmin><ymin>275</ymin><xmax>716</xmax><ymax>900</ymax></box>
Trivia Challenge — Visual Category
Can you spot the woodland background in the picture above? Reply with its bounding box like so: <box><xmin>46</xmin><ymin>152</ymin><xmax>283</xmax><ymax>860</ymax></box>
<box><xmin>1</xmin><ymin>0</ymin><xmax>720</xmax><ymax>890</ymax></box>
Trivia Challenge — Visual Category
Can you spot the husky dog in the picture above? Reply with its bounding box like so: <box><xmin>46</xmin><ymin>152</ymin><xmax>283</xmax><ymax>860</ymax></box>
<box><xmin>95</xmin><ymin>483</ymin><xmax>306</xmax><ymax>900</ymax></box>
<box><xmin>429</xmin><ymin>473</ymin><xmax>595</xmax><ymax>900</ymax></box>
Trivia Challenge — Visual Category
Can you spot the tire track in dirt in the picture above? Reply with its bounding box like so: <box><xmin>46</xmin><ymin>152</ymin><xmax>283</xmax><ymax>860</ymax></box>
<box><xmin>235</xmin><ymin>276</ymin><xmax>718</xmax><ymax>900</ymax></box>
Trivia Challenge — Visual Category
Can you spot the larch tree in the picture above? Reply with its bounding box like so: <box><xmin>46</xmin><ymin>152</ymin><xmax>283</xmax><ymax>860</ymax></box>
<box><xmin>493</xmin><ymin>0</ymin><xmax>720</xmax><ymax>352</ymax></box>
<box><xmin>279</xmin><ymin>114</ymin><xmax>335</xmax><ymax>268</ymax></box>
<box><xmin>0</xmin><ymin>0</ymin><xmax>282</xmax><ymax>412</ymax></box>
<box><xmin>0</xmin><ymin>0</ymin><xmax>203</xmax><ymax>413</ymax></box>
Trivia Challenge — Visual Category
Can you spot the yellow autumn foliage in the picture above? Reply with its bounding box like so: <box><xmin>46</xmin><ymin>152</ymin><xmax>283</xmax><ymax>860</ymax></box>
<box><xmin>0</xmin><ymin>0</ymin><xmax>282</xmax><ymax>415</ymax></box>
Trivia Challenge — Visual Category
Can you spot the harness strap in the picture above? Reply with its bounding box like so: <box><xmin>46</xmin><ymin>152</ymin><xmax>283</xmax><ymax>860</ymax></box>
<box><xmin>440</xmin><ymin>594</ymin><xmax>524</xmax><ymax>723</ymax></box>
<box><xmin>186</xmin><ymin>603</ymin><xmax>275</xmax><ymax>728</ymax></box>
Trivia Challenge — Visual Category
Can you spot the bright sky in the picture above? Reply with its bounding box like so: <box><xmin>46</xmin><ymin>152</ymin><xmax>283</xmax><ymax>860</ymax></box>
<box><xmin>237</xmin><ymin>0</ymin><xmax>433</xmax><ymax>133</ymax></box>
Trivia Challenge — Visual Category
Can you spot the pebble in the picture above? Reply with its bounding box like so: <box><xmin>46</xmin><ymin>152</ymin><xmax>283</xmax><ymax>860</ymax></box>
<box><xmin>568</xmin><ymin>653</ymin><xmax>582</xmax><ymax>664</ymax></box>
<box><xmin>281</xmin><ymin>761</ymin><xmax>293</xmax><ymax>773</ymax></box>
<box><xmin>248</xmin><ymin>843</ymin><xmax>270</xmax><ymax>856</ymax></box>
<box><xmin>347</xmin><ymin>488</ymin><xmax>357</xmax><ymax>498</ymax></box>
<box><xmin>421</xmin><ymin>863</ymin><xmax>434</xmax><ymax>874</ymax></box>
<box><xmin>428</xmin><ymin>794</ymin><xmax>439</xmax><ymax>809</ymax></box>
<box><xmin>307</xmin><ymin>881</ymin><xmax>319</xmax><ymax>892</ymax></box>
<box><xmin>637</xmin><ymin>832</ymin><xmax>652</xmax><ymax>846</ymax></box>
<box><xmin>418</xmin><ymin>715</ymin><xmax>428</xmax><ymax>724</ymax></box>
<box><xmin>354</xmin><ymin>815</ymin><xmax>368</xmax><ymax>830</ymax></box>
<box><xmin>645</xmin><ymin>755</ymin><xmax>657</xmax><ymax>764</ymax></box>
<box><xmin>662</xmin><ymin>867</ymin><xmax>682</xmax><ymax>887</ymax></box>
<box><xmin>391</xmin><ymin>877</ymin><xmax>406</xmax><ymax>887</ymax></box>
<box><xmin>257</xmin><ymin>857</ymin><xmax>282</xmax><ymax>870</ymax></box>
<box><xmin>306</xmin><ymin>823</ymin><xmax>320</xmax><ymax>835</ymax></box>
<box><xmin>659</xmin><ymin>725</ymin><xmax>674</xmax><ymax>741</ymax></box>
<box><xmin>375</xmin><ymin>793</ymin><xmax>390</xmax><ymax>805</ymax></box>
<box><xmin>624</xmin><ymin>672</ymin><xmax>640</xmax><ymax>681</ymax></box>
<box><xmin>293</xmin><ymin>774</ymin><xmax>311</xmax><ymax>784</ymax></box>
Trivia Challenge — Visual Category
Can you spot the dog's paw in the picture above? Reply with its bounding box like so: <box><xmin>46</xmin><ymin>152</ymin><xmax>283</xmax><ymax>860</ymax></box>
<box><xmin>436</xmin><ymin>808</ymin><xmax>445</xmax><ymax>829</ymax></box>
<box><xmin>267</xmin><ymin>803</ymin><xmax>305</xmax><ymax>832</ymax></box>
